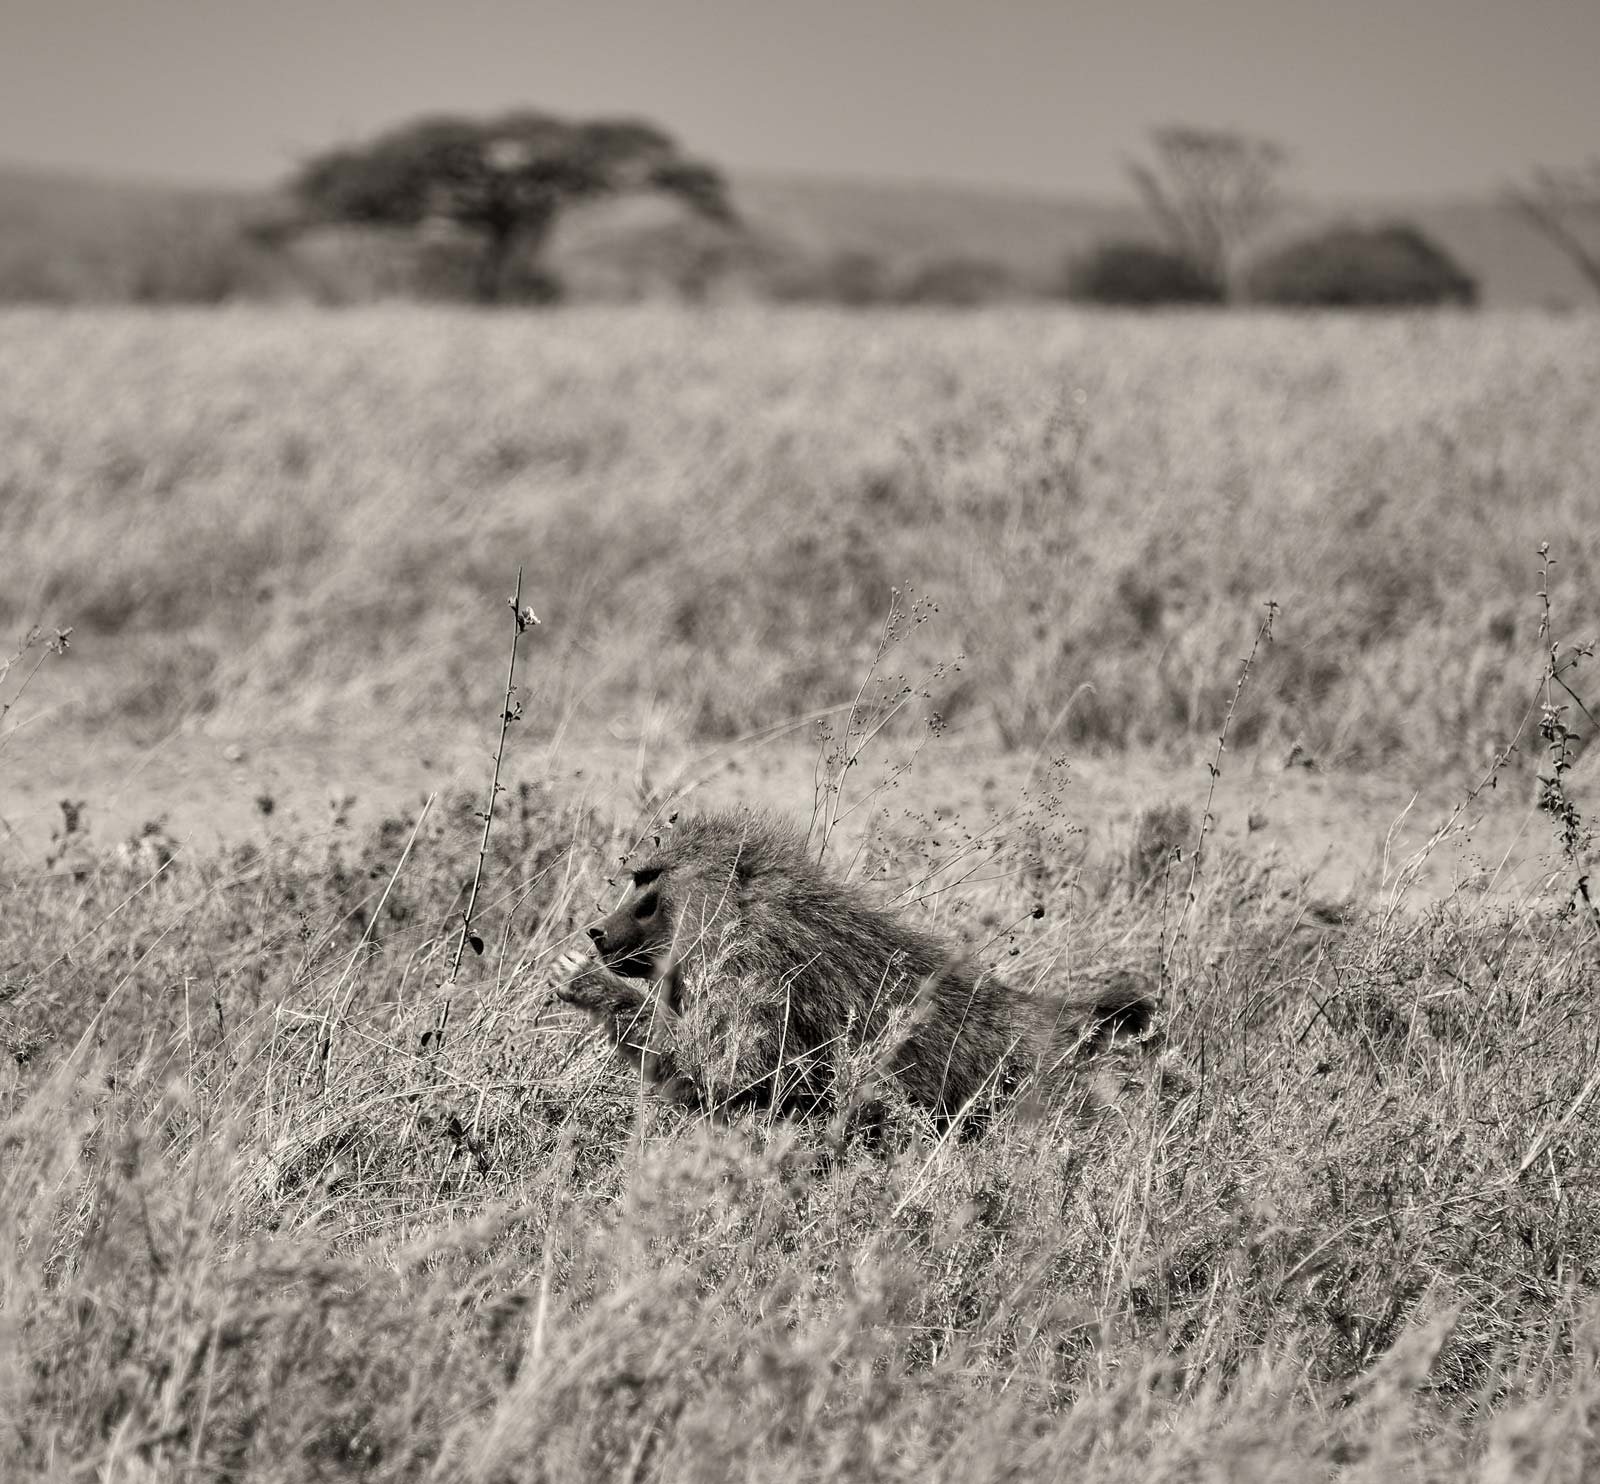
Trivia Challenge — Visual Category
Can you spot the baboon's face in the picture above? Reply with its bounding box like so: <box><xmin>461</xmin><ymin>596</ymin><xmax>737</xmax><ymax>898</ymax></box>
<box><xmin>587</xmin><ymin>844</ymin><xmax>743</xmax><ymax>979</ymax></box>
<box><xmin>587</xmin><ymin>863</ymin><xmax>672</xmax><ymax>978</ymax></box>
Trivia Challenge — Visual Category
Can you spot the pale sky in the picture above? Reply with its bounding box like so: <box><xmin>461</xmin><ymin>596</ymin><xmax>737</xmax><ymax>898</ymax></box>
<box><xmin>1</xmin><ymin>0</ymin><xmax>1595</xmax><ymax>197</ymax></box>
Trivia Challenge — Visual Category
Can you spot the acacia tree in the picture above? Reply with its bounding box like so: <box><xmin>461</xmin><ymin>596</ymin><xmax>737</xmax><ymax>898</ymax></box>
<box><xmin>292</xmin><ymin>111</ymin><xmax>735</xmax><ymax>302</ymax></box>
<box><xmin>1127</xmin><ymin>126</ymin><xmax>1287</xmax><ymax>298</ymax></box>
<box><xmin>1507</xmin><ymin>161</ymin><xmax>1600</xmax><ymax>301</ymax></box>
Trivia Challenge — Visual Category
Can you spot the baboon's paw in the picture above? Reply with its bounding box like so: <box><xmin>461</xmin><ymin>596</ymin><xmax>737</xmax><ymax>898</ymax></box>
<box><xmin>550</xmin><ymin>947</ymin><xmax>589</xmax><ymax>990</ymax></box>
<box><xmin>552</xmin><ymin>949</ymin><xmax>645</xmax><ymax>1014</ymax></box>
<box><xmin>551</xmin><ymin>948</ymin><xmax>605</xmax><ymax>1005</ymax></box>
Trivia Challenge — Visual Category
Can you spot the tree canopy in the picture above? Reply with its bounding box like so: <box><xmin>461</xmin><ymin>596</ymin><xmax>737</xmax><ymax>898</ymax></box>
<box><xmin>292</xmin><ymin>111</ymin><xmax>735</xmax><ymax>302</ymax></box>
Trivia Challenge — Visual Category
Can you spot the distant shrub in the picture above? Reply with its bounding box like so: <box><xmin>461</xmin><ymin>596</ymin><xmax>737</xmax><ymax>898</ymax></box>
<box><xmin>0</xmin><ymin>198</ymin><xmax>285</xmax><ymax>304</ymax></box>
<box><xmin>439</xmin><ymin>245</ymin><xmax>563</xmax><ymax>304</ymax></box>
<box><xmin>280</xmin><ymin>224</ymin><xmax>422</xmax><ymax>304</ymax></box>
<box><xmin>767</xmin><ymin>248</ymin><xmax>894</xmax><ymax>306</ymax></box>
<box><xmin>125</xmin><ymin>211</ymin><xmax>284</xmax><ymax>304</ymax></box>
<box><xmin>1246</xmin><ymin>223</ymin><xmax>1477</xmax><ymax>307</ymax></box>
<box><xmin>896</xmin><ymin>254</ymin><xmax>1019</xmax><ymax>306</ymax></box>
<box><xmin>549</xmin><ymin>201</ymin><xmax>764</xmax><ymax>303</ymax></box>
<box><xmin>1063</xmin><ymin>239</ymin><xmax>1223</xmax><ymax>306</ymax></box>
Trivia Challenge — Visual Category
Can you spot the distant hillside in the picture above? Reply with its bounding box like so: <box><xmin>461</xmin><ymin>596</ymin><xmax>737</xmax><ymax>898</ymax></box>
<box><xmin>0</xmin><ymin>164</ymin><xmax>284</xmax><ymax>301</ymax></box>
<box><xmin>0</xmin><ymin>161</ymin><xmax>1593</xmax><ymax>308</ymax></box>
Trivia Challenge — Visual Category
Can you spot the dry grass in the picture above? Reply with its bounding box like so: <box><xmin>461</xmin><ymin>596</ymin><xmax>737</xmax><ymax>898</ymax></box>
<box><xmin>5</xmin><ymin>302</ymin><xmax>1600</xmax><ymax>1479</ymax></box>
<box><xmin>3</xmin><ymin>305</ymin><xmax>1598</xmax><ymax>774</ymax></box>
<box><xmin>4</xmin><ymin>762</ymin><xmax>1600</xmax><ymax>1481</ymax></box>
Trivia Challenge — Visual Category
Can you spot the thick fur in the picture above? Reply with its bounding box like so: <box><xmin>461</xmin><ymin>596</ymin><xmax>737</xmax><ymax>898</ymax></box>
<box><xmin>556</xmin><ymin>810</ymin><xmax>1154</xmax><ymax>1123</ymax></box>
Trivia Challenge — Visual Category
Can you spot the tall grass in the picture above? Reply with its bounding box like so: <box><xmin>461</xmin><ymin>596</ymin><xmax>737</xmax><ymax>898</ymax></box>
<box><xmin>2</xmin><ymin>305</ymin><xmax>1596</xmax><ymax>770</ymax></box>
<box><xmin>5</xmin><ymin>303</ymin><xmax>1600</xmax><ymax>1476</ymax></box>
<box><xmin>4</xmin><ymin>760</ymin><xmax>1600</xmax><ymax>1479</ymax></box>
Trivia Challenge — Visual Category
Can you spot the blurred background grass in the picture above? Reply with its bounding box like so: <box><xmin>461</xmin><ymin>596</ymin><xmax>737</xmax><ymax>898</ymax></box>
<box><xmin>3</xmin><ymin>304</ymin><xmax>1595</xmax><ymax>777</ymax></box>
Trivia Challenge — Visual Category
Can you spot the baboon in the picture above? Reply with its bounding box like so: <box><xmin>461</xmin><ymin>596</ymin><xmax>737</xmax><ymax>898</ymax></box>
<box><xmin>553</xmin><ymin>810</ymin><xmax>1154</xmax><ymax>1125</ymax></box>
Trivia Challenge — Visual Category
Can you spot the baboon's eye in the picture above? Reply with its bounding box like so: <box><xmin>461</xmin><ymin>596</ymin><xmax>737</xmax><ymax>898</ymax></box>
<box><xmin>632</xmin><ymin>889</ymin><xmax>660</xmax><ymax>922</ymax></box>
<box><xmin>631</xmin><ymin>867</ymin><xmax>662</xmax><ymax>888</ymax></box>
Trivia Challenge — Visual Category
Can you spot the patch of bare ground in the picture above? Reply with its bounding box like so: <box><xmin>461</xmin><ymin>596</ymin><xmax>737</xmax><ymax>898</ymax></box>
<box><xmin>4</xmin><ymin>716</ymin><xmax>1585</xmax><ymax>908</ymax></box>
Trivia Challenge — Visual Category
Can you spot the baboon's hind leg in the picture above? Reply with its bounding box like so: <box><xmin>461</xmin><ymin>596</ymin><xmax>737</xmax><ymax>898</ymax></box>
<box><xmin>554</xmin><ymin>954</ymin><xmax>701</xmax><ymax>1108</ymax></box>
<box><xmin>669</xmin><ymin>980</ymin><xmax>837</xmax><ymax>1119</ymax></box>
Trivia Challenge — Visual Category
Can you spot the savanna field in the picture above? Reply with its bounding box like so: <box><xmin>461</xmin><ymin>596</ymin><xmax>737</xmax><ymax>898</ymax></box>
<box><xmin>4</xmin><ymin>304</ymin><xmax>1600</xmax><ymax>1480</ymax></box>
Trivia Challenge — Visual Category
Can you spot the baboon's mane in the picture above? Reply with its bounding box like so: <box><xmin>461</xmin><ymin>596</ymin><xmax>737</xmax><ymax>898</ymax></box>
<box><xmin>647</xmin><ymin>810</ymin><xmax>813</xmax><ymax>882</ymax></box>
<box><xmin>643</xmin><ymin>810</ymin><xmax>948</xmax><ymax>985</ymax></box>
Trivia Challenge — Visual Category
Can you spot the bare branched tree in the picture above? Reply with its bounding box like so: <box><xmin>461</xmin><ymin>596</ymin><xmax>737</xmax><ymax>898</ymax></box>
<box><xmin>1127</xmin><ymin>126</ymin><xmax>1288</xmax><ymax>298</ymax></box>
<box><xmin>1507</xmin><ymin>161</ymin><xmax>1600</xmax><ymax>301</ymax></box>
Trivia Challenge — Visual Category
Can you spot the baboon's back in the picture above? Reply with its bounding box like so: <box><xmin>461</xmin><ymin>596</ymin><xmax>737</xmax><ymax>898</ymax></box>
<box><xmin>636</xmin><ymin>811</ymin><xmax>1129</xmax><ymax>1116</ymax></box>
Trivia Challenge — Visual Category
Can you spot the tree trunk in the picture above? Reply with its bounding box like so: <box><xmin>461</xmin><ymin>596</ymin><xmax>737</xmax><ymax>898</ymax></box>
<box><xmin>473</xmin><ymin>219</ymin><xmax>517</xmax><ymax>303</ymax></box>
<box><xmin>1509</xmin><ymin>191</ymin><xmax>1600</xmax><ymax>303</ymax></box>
<box><xmin>472</xmin><ymin>202</ymin><xmax>558</xmax><ymax>304</ymax></box>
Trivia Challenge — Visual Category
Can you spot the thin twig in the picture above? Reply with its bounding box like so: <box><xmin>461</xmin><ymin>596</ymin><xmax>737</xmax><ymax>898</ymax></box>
<box><xmin>1162</xmin><ymin>599</ymin><xmax>1277</xmax><ymax>996</ymax></box>
<box><xmin>0</xmin><ymin>624</ymin><xmax>71</xmax><ymax>761</ymax></box>
<box><xmin>812</xmin><ymin>595</ymin><xmax>900</xmax><ymax>860</ymax></box>
<box><xmin>432</xmin><ymin>566</ymin><xmax>539</xmax><ymax>1052</ymax></box>
<box><xmin>1532</xmin><ymin>542</ymin><xmax>1599</xmax><ymax>935</ymax></box>
<box><xmin>315</xmin><ymin>791</ymin><xmax>437</xmax><ymax>1091</ymax></box>
<box><xmin>809</xmin><ymin>586</ymin><xmax>948</xmax><ymax>864</ymax></box>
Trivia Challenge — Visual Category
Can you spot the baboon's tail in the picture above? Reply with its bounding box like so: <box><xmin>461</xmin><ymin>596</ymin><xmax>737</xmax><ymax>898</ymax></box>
<box><xmin>1081</xmin><ymin>967</ymin><xmax>1158</xmax><ymax>1047</ymax></box>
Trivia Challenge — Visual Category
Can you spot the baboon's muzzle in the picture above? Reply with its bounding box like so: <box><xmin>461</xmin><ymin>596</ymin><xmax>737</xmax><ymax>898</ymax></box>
<box><xmin>587</xmin><ymin>905</ymin><xmax>662</xmax><ymax>979</ymax></box>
